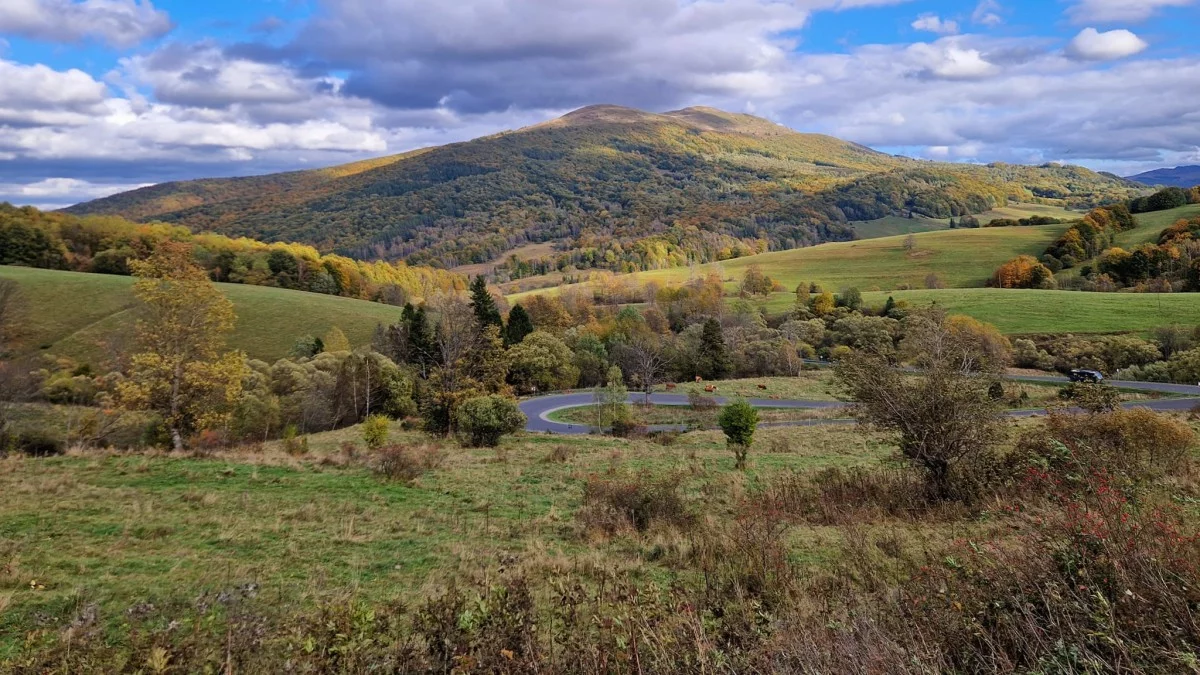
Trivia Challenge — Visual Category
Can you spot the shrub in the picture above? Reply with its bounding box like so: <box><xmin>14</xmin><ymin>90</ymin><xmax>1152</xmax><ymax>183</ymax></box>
<box><xmin>373</xmin><ymin>444</ymin><xmax>446</xmax><ymax>482</ymax></box>
<box><xmin>282</xmin><ymin>424</ymin><xmax>308</xmax><ymax>456</ymax></box>
<box><xmin>1013</xmin><ymin>409</ymin><xmax>1195</xmax><ymax>493</ymax></box>
<box><xmin>687</xmin><ymin>390</ymin><xmax>717</xmax><ymax>411</ymax></box>
<box><xmin>1058</xmin><ymin>381</ymin><xmax>1121</xmax><ymax>413</ymax></box>
<box><xmin>610</xmin><ymin>419</ymin><xmax>647</xmax><ymax>438</ymax></box>
<box><xmin>361</xmin><ymin>415</ymin><xmax>390</xmax><ymax>450</ymax></box>
<box><xmin>718</xmin><ymin>400</ymin><xmax>758</xmax><ymax>470</ymax></box>
<box><xmin>543</xmin><ymin>444</ymin><xmax>575</xmax><ymax>463</ymax></box>
<box><xmin>453</xmin><ymin>395</ymin><xmax>525</xmax><ymax>447</ymax></box>
<box><xmin>578</xmin><ymin>473</ymin><xmax>693</xmax><ymax>535</ymax></box>
<box><xmin>14</xmin><ymin>430</ymin><xmax>64</xmax><ymax>457</ymax></box>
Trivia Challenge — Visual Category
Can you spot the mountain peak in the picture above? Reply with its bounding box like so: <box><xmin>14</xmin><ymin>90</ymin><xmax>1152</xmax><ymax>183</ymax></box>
<box><xmin>555</xmin><ymin>104</ymin><xmax>659</xmax><ymax>126</ymax></box>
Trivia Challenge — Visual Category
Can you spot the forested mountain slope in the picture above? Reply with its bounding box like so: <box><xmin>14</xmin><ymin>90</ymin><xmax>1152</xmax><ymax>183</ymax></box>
<box><xmin>68</xmin><ymin>105</ymin><xmax>1138</xmax><ymax>272</ymax></box>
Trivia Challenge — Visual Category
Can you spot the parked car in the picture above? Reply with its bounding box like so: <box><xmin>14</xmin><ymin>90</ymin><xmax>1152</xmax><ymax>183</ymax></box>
<box><xmin>1068</xmin><ymin>369</ymin><xmax>1104</xmax><ymax>383</ymax></box>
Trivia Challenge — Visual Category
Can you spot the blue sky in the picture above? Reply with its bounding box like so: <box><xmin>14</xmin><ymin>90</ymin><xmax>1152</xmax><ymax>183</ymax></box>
<box><xmin>1</xmin><ymin>0</ymin><xmax>1198</xmax><ymax>208</ymax></box>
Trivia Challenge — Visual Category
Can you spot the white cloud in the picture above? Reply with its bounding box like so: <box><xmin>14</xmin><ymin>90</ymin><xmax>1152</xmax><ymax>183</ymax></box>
<box><xmin>1066</xmin><ymin>28</ymin><xmax>1148</xmax><ymax>61</ymax></box>
<box><xmin>971</xmin><ymin>0</ymin><xmax>1004</xmax><ymax>26</ymax></box>
<box><xmin>0</xmin><ymin>0</ymin><xmax>172</xmax><ymax>49</ymax></box>
<box><xmin>911</xmin><ymin>14</ymin><xmax>959</xmax><ymax>35</ymax></box>
<box><xmin>1067</xmin><ymin>0</ymin><xmax>1196</xmax><ymax>23</ymax></box>
<box><xmin>908</xmin><ymin>42</ymin><xmax>997</xmax><ymax>79</ymax></box>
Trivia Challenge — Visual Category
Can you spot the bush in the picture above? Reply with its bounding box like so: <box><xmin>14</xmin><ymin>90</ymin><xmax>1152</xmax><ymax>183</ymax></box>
<box><xmin>578</xmin><ymin>473</ymin><xmax>693</xmax><ymax>535</ymax></box>
<box><xmin>13</xmin><ymin>430</ymin><xmax>64</xmax><ymax>457</ymax></box>
<box><xmin>453</xmin><ymin>395</ymin><xmax>526</xmax><ymax>447</ymax></box>
<box><xmin>610</xmin><ymin>419</ymin><xmax>647</xmax><ymax>438</ymax></box>
<box><xmin>361</xmin><ymin>415</ymin><xmax>390</xmax><ymax>450</ymax></box>
<box><xmin>718</xmin><ymin>400</ymin><xmax>758</xmax><ymax>470</ymax></box>
<box><xmin>1058</xmin><ymin>381</ymin><xmax>1121</xmax><ymax>413</ymax></box>
<box><xmin>687</xmin><ymin>390</ymin><xmax>717</xmax><ymax>411</ymax></box>
<box><xmin>1012</xmin><ymin>409</ymin><xmax>1195</xmax><ymax>492</ymax></box>
<box><xmin>372</xmin><ymin>444</ymin><xmax>446</xmax><ymax>482</ymax></box>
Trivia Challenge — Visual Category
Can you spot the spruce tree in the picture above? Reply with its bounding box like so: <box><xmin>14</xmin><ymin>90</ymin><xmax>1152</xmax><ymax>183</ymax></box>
<box><xmin>697</xmin><ymin>318</ymin><xmax>730</xmax><ymax>380</ymax></box>
<box><xmin>469</xmin><ymin>276</ymin><xmax>502</xmax><ymax>330</ymax></box>
<box><xmin>504</xmin><ymin>304</ymin><xmax>534</xmax><ymax>346</ymax></box>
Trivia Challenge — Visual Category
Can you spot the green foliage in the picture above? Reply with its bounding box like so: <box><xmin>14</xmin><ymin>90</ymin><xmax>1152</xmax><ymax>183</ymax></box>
<box><xmin>503</xmin><ymin>304</ymin><xmax>534</xmax><ymax>346</ymax></box>
<box><xmin>361</xmin><ymin>415</ymin><xmax>390</xmax><ymax>450</ymax></box>
<box><xmin>718</xmin><ymin>399</ymin><xmax>759</xmax><ymax>469</ymax></box>
<box><xmin>321</xmin><ymin>326</ymin><xmax>351</xmax><ymax>353</ymax></box>
<box><xmin>469</xmin><ymin>276</ymin><xmax>502</xmax><ymax>330</ymax></box>
<box><xmin>453</xmin><ymin>395</ymin><xmax>526</xmax><ymax>447</ymax></box>
<box><xmin>507</xmin><ymin>331</ymin><xmax>580</xmax><ymax>394</ymax></box>
<box><xmin>697</xmin><ymin>318</ymin><xmax>730</xmax><ymax>380</ymax></box>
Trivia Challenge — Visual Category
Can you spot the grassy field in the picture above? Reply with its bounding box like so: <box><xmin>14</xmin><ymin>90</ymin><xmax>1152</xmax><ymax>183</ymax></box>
<box><xmin>511</xmin><ymin>224</ymin><xmax>1070</xmax><ymax>304</ymax></box>
<box><xmin>1115</xmin><ymin>203</ymin><xmax>1200</xmax><ymax>248</ymax></box>
<box><xmin>0</xmin><ymin>416</ymin><xmax>895</xmax><ymax>658</ymax></box>
<box><xmin>0</xmin><ymin>266</ymin><xmax>404</xmax><ymax>366</ymax></box>
<box><xmin>848</xmin><ymin>203</ymin><xmax>1080</xmax><ymax>240</ymax></box>
<box><xmin>791</xmin><ymin>288</ymin><xmax>1200</xmax><ymax>335</ymax></box>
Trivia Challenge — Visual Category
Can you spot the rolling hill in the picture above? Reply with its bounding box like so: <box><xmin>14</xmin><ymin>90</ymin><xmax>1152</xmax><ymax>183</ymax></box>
<box><xmin>1127</xmin><ymin>166</ymin><xmax>1200</xmax><ymax>188</ymax></box>
<box><xmin>67</xmin><ymin>105</ymin><xmax>1139</xmax><ymax>274</ymax></box>
<box><xmin>0</xmin><ymin>266</ymin><xmax>403</xmax><ymax>366</ymax></box>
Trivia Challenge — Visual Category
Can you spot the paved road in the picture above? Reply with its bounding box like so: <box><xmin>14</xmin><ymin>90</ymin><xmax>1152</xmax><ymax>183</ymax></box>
<box><xmin>520</xmin><ymin>380</ymin><xmax>1200</xmax><ymax>435</ymax></box>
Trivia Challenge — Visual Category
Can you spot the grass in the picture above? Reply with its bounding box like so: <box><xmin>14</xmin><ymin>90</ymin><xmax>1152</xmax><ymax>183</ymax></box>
<box><xmin>511</xmin><ymin>223</ymin><xmax>1070</xmax><ymax>304</ymax></box>
<box><xmin>548</xmin><ymin>403</ymin><xmax>848</xmax><ymax>427</ymax></box>
<box><xmin>0</xmin><ymin>417</ymin><xmax>895</xmax><ymax>657</ymax></box>
<box><xmin>743</xmin><ymin>288</ymin><xmax>1200</xmax><ymax>335</ymax></box>
<box><xmin>0</xmin><ymin>266</ymin><xmax>404</xmax><ymax>366</ymax></box>
<box><xmin>1115</xmin><ymin>203</ymin><xmax>1200</xmax><ymax>248</ymax></box>
<box><xmin>849</xmin><ymin>203</ymin><xmax>1080</xmax><ymax>241</ymax></box>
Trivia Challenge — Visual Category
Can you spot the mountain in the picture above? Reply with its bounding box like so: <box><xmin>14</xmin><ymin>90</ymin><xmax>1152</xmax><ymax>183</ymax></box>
<box><xmin>1127</xmin><ymin>166</ymin><xmax>1200</xmax><ymax>188</ymax></box>
<box><xmin>67</xmin><ymin>105</ymin><xmax>1138</xmax><ymax>272</ymax></box>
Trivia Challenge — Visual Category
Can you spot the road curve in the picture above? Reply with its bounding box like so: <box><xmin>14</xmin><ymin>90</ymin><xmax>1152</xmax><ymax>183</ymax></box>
<box><xmin>520</xmin><ymin>381</ymin><xmax>1200</xmax><ymax>436</ymax></box>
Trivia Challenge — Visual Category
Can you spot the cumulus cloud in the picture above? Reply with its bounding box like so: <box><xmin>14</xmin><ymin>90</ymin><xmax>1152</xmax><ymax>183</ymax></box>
<box><xmin>0</xmin><ymin>0</ymin><xmax>173</xmax><ymax>49</ymax></box>
<box><xmin>1067</xmin><ymin>0</ymin><xmax>1196</xmax><ymax>23</ymax></box>
<box><xmin>911</xmin><ymin>14</ymin><xmax>959</xmax><ymax>35</ymax></box>
<box><xmin>1066</xmin><ymin>28</ymin><xmax>1148</xmax><ymax>61</ymax></box>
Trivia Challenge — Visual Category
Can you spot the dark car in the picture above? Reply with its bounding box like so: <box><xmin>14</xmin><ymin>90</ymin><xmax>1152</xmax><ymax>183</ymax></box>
<box><xmin>1068</xmin><ymin>369</ymin><xmax>1104</xmax><ymax>383</ymax></box>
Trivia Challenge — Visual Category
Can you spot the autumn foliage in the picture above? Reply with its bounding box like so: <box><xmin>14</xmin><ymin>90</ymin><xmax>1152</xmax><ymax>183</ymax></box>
<box><xmin>990</xmin><ymin>254</ymin><xmax>1054</xmax><ymax>288</ymax></box>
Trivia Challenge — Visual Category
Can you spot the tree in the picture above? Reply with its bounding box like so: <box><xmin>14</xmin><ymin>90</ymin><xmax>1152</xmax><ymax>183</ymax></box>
<box><xmin>362</xmin><ymin>414</ymin><xmax>390</xmax><ymax>450</ymax></box>
<box><xmin>469</xmin><ymin>276</ymin><xmax>502</xmax><ymax>330</ymax></box>
<box><xmin>991</xmin><ymin>255</ymin><xmax>1054</xmax><ymax>289</ymax></box>
<box><xmin>718</xmin><ymin>400</ymin><xmax>758</xmax><ymax>470</ymax></box>
<box><xmin>290</xmin><ymin>335</ymin><xmax>323</xmax><ymax>358</ymax></box>
<box><xmin>614</xmin><ymin>334</ymin><xmax>669</xmax><ymax>402</ymax></box>
<box><xmin>836</xmin><ymin>313</ymin><xmax>1008</xmax><ymax>501</ymax></box>
<box><xmin>882</xmin><ymin>295</ymin><xmax>897</xmax><ymax>317</ymax></box>
<box><xmin>794</xmin><ymin>282</ymin><xmax>811</xmax><ymax>306</ymax></box>
<box><xmin>696</xmin><ymin>318</ymin><xmax>730</xmax><ymax>380</ymax></box>
<box><xmin>810</xmin><ymin>291</ymin><xmax>836</xmax><ymax>316</ymax></box>
<box><xmin>593</xmin><ymin>365</ymin><xmax>631</xmax><ymax>432</ymax></box>
<box><xmin>507</xmin><ymin>331</ymin><xmax>580</xmax><ymax>394</ymax></box>
<box><xmin>504</xmin><ymin>304</ymin><xmax>534</xmax><ymax>346</ymax></box>
<box><xmin>401</xmin><ymin>303</ymin><xmax>435</xmax><ymax>375</ymax></box>
<box><xmin>115</xmin><ymin>243</ymin><xmax>246</xmax><ymax>451</ymax></box>
<box><xmin>454</xmin><ymin>395</ymin><xmax>526</xmax><ymax>447</ymax></box>
<box><xmin>1153</xmin><ymin>325</ymin><xmax>1193</xmax><ymax>360</ymax></box>
<box><xmin>322</xmin><ymin>326</ymin><xmax>351</xmax><ymax>352</ymax></box>
<box><xmin>904</xmin><ymin>233</ymin><xmax>917</xmax><ymax>253</ymax></box>
<box><xmin>838</xmin><ymin>287</ymin><xmax>863</xmax><ymax>311</ymax></box>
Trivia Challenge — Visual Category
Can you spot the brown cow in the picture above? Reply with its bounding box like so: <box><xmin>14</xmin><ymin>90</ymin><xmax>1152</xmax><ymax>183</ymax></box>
<box><xmin>704</xmin><ymin>385</ymin><xmax>715</xmax><ymax>393</ymax></box>
<box><xmin>665</xmin><ymin>383</ymin><xmax>677</xmax><ymax>391</ymax></box>
<box><xmin>757</xmin><ymin>384</ymin><xmax>768</xmax><ymax>390</ymax></box>
<box><xmin>695</xmin><ymin>376</ymin><xmax>703</xmax><ymax>383</ymax></box>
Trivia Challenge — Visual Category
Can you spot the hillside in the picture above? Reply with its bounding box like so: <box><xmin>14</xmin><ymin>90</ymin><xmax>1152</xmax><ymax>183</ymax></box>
<box><xmin>0</xmin><ymin>266</ymin><xmax>402</xmax><ymax>366</ymax></box>
<box><xmin>510</xmin><ymin>223</ymin><xmax>1072</xmax><ymax>298</ymax></box>
<box><xmin>67</xmin><ymin>105</ymin><xmax>1138</xmax><ymax>273</ymax></box>
<box><xmin>1128</xmin><ymin>166</ymin><xmax>1200</xmax><ymax>188</ymax></box>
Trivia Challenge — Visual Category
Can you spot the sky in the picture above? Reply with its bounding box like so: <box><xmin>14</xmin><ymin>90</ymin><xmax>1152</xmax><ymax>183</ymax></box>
<box><xmin>1</xmin><ymin>0</ymin><xmax>1199</xmax><ymax>210</ymax></box>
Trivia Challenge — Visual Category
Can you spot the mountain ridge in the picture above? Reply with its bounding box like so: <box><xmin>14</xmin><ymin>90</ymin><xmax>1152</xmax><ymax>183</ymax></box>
<box><xmin>66</xmin><ymin>104</ymin><xmax>1139</xmax><ymax>273</ymax></box>
<box><xmin>1127</xmin><ymin>165</ymin><xmax>1200</xmax><ymax>188</ymax></box>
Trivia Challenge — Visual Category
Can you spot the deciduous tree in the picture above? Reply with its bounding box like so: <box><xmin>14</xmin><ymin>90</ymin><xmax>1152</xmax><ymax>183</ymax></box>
<box><xmin>115</xmin><ymin>243</ymin><xmax>246</xmax><ymax>451</ymax></box>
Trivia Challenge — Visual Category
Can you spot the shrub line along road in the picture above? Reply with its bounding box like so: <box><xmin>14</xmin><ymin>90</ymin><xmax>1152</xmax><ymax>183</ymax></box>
<box><xmin>520</xmin><ymin>376</ymin><xmax>1200</xmax><ymax>435</ymax></box>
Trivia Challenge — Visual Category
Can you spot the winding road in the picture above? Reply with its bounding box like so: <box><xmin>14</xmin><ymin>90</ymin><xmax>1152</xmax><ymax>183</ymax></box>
<box><xmin>519</xmin><ymin>376</ymin><xmax>1200</xmax><ymax>435</ymax></box>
